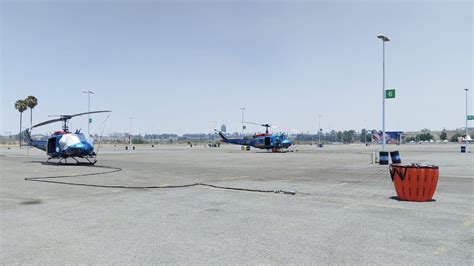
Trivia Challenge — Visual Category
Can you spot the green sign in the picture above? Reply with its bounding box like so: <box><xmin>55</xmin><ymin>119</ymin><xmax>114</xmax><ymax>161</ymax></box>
<box><xmin>385</xmin><ymin>89</ymin><xmax>396</xmax><ymax>99</ymax></box>
<box><xmin>468</xmin><ymin>115</ymin><xmax>474</xmax><ymax>120</ymax></box>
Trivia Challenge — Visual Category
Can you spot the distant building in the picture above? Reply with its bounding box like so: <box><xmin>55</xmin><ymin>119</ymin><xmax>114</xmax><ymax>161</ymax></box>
<box><xmin>109</xmin><ymin>132</ymin><xmax>126</xmax><ymax>138</ymax></box>
<box><xmin>221</xmin><ymin>124</ymin><xmax>227</xmax><ymax>133</ymax></box>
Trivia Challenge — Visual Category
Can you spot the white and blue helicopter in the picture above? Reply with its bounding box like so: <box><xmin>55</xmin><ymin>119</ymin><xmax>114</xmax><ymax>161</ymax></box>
<box><xmin>25</xmin><ymin>110</ymin><xmax>111</xmax><ymax>164</ymax></box>
<box><xmin>217</xmin><ymin>122</ymin><xmax>294</xmax><ymax>152</ymax></box>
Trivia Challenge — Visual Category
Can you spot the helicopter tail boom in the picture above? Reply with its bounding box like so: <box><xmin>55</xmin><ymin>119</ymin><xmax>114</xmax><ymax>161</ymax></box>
<box><xmin>216</xmin><ymin>131</ymin><xmax>251</xmax><ymax>145</ymax></box>
<box><xmin>23</xmin><ymin>129</ymin><xmax>47</xmax><ymax>151</ymax></box>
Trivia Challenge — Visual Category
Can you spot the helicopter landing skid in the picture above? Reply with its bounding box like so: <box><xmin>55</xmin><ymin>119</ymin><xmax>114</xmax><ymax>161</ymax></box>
<box><xmin>269</xmin><ymin>148</ymin><xmax>289</xmax><ymax>153</ymax></box>
<box><xmin>45</xmin><ymin>156</ymin><xmax>97</xmax><ymax>165</ymax></box>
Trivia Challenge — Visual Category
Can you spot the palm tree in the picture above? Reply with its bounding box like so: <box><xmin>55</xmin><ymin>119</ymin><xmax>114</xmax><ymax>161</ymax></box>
<box><xmin>14</xmin><ymin>99</ymin><xmax>27</xmax><ymax>147</ymax></box>
<box><xmin>25</xmin><ymin>96</ymin><xmax>38</xmax><ymax>128</ymax></box>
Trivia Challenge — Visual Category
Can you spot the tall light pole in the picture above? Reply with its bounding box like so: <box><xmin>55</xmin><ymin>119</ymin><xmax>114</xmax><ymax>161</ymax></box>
<box><xmin>364</xmin><ymin>120</ymin><xmax>367</xmax><ymax>146</ymax></box>
<box><xmin>213</xmin><ymin>120</ymin><xmax>217</xmax><ymax>141</ymax></box>
<box><xmin>377</xmin><ymin>34</ymin><xmax>390</xmax><ymax>151</ymax></box>
<box><xmin>82</xmin><ymin>91</ymin><xmax>95</xmax><ymax>136</ymax></box>
<box><xmin>318</xmin><ymin>114</ymin><xmax>322</xmax><ymax>146</ymax></box>
<box><xmin>240</xmin><ymin>107</ymin><xmax>245</xmax><ymax>137</ymax></box>
<box><xmin>129</xmin><ymin>117</ymin><xmax>133</xmax><ymax>147</ymax></box>
<box><xmin>465</xmin><ymin>89</ymin><xmax>469</xmax><ymax>153</ymax></box>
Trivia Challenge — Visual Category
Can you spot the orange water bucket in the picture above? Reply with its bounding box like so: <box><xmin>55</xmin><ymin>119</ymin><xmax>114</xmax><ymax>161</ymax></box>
<box><xmin>389</xmin><ymin>164</ymin><xmax>439</xmax><ymax>202</ymax></box>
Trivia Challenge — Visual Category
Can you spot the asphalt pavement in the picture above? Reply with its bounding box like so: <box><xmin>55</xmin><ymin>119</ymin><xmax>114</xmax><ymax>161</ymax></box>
<box><xmin>1</xmin><ymin>144</ymin><xmax>472</xmax><ymax>264</ymax></box>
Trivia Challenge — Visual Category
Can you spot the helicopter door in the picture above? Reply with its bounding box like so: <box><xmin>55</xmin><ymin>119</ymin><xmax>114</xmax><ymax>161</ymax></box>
<box><xmin>264</xmin><ymin>137</ymin><xmax>271</xmax><ymax>146</ymax></box>
<box><xmin>47</xmin><ymin>137</ymin><xmax>57</xmax><ymax>155</ymax></box>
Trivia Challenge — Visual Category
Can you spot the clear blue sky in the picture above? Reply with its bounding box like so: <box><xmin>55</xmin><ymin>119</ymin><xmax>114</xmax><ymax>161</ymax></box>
<box><xmin>1</xmin><ymin>0</ymin><xmax>472</xmax><ymax>135</ymax></box>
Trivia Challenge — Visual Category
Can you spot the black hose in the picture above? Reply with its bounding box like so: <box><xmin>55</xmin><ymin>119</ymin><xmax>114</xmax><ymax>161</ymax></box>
<box><xmin>24</xmin><ymin>165</ymin><xmax>296</xmax><ymax>195</ymax></box>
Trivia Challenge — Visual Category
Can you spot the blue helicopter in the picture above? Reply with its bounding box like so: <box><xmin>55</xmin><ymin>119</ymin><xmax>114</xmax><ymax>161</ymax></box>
<box><xmin>217</xmin><ymin>122</ymin><xmax>293</xmax><ymax>152</ymax></box>
<box><xmin>24</xmin><ymin>110</ymin><xmax>111</xmax><ymax>164</ymax></box>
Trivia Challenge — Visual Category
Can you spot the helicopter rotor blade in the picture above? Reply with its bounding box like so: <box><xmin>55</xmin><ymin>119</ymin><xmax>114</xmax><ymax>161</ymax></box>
<box><xmin>243</xmin><ymin>121</ymin><xmax>263</xmax><ymax>126</ymax></box>
<box><xmin>68</xmin><ymin>110</ymin><xmax>111</xmax><ymax>119</ymax></box>
<box><xmin>270</xmin><ymin>124</ymin><xmax>299</xmax><ymax>133</ymax></box>
<box><xmin>243</xmin><ymin>121</ymin><xmax>298</xmax><ymax>133</ymax></box>
<box><xmin>281</xmin><ymin>128</ymin><xmax>299</xmax><ymax>132</ymax></box>
<box><xmin>31</xmin><ymin>118</ymin><xmax>65</xmax><ymax>129</ymax></box>
<box><xmin>244</xmin><ymin>121</ymin><xmax>274</xmax><ymax>128</ymax></box>
<box><xmin>31</xmin><ymin>110</ymin><xmax>111</xmax><ymax>129</ymax></box>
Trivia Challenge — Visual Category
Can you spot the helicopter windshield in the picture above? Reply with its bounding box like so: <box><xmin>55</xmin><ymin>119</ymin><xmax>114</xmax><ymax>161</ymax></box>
<box><xmin>274</xmin><ymin>132</ymin><xmax>288</xmax><ymax>138</ymax></box>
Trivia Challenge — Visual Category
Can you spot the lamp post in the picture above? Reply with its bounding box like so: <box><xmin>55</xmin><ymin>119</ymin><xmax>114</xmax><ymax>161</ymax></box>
<box><xmin>364</xmin><ymin>120</ymin><xmax>367</xmax><ymax>146</ymax></box>
<box><xmin>129</xmin><ymin>117</ymin><xmax>133</xmax><ymax>148</ymax></box>
<box><xmin>240</xmin><ymin>107</ymin><xmax>245</xmax><ymax>137</ymax></box>
<box><xmin>377</xmin><ymin>34</ymin><xmax>390</xmax><ymax>151</ymax></box>
<box><xmin>213</xmin><ymin>120</ymin><xmax>217</xmax><ymax>142</ymax></box>
<box><xmin>151</xmin><ymin>126</ymin><xmax>156</xmax><ymax>147</ymax></box>
<box><xmin>465</xmin><ymin>89</ymin><xmax>469</xmax><ymax>153</ymax></box>
<box><xmin>82</xmin><ymin>90</ymin><xmax>95</xmax><ymax>136</ymax></box>
<box><xmin>318</xmin><ymin>114</ymin><xmax>322</xmax><ymax>146</ymax></box>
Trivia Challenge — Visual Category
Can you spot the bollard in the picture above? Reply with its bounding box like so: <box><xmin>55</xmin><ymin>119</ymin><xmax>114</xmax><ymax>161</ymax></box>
<box><xmin>390</xmin><ymin>151</ymin><xmax>401</xmax><ymax>164</ymax></box>
<box><xmin>370</xmin><ymin>152</ymin><xmax>379</xmax><ymax>164</ymax></box>
<box><xmin>125</xmin><ymin>146</ymin><xmax>128</xmax><ymax>150</ymax></box>
<box><xmin>379</xmin><ymin>151</ymin><xmax>389</xmax><ymax>165</ymax></box>
<box><xmin>461</xmin><ymin>146</ymin><xmax>466</xmax><ymax>153</ymax></box>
